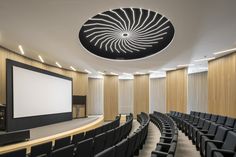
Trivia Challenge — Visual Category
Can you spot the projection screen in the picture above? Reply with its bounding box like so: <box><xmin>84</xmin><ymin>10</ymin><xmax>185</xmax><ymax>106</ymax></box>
<box><xmin>13</xmin><ymin>66</ymin><xmax>72</xmax><ymax>118</ymax></box>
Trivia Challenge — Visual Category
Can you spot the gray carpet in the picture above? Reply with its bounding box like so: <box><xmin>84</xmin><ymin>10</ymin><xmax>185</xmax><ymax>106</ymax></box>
<box><xmin>30</xmin><ymin>116</ymin><xmax>100</xmax><ymax>140</ymax></box>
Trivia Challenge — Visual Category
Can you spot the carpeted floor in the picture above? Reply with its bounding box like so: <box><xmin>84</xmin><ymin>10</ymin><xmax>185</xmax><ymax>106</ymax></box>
<box><xmin>135</xmin><ymin>121</ymin><xmax>201</xmax><ymax>157</ymax></box>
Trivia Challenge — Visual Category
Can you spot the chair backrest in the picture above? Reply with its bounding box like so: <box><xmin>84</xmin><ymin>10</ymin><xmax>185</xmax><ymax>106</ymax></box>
<box><xmin>95</xmin><ymin>127</ymin><xmax>103</xmax><ymax>136</ymax></box>
<box><xmin>0</xmin><ymin>148</ymin><xmax>26</xmax><ymax>157</ymax></box>
<box><xmin>204</xmin><ymin>114</ymin><xmax>212</xmax><ymax>120</ymax></box>
<box><xmin>126</xmin><ymin>134</ymin><xmax>137</xmax><ymax>157</ymax></box>
<box><xmin>168</xmin><ymin>142</ymin><xmax>177</xmax><ymax>154</ymax></box>
<box><xmin>75</xmin><ymin>138</ymin><xmax>94</xmax><ymax>157</ymax></box>
<box><xmin>93</xmin><ymin>132</ymin><xmax>107</xmax><ymax>155</ymax></box>
<box><xmin>113</xmin><ymin>127</ymin><xmax>122</xmax><ymax>144</ymax></box>
<box><xmin>222</xmin><ymin>131</ymin><xmax>236</xmax><ymax>151</ymax></box>
<box><xmin>30</xmin><ymin>141</ymin><xmax>52</xmax><ymax>157</ymax></box>
<box><xmin>94</xmin><ymin>146</ymin><xmax>115</xmax><ymax>157</ymax></box>
<box><xmin>202</xmin><ymin>121</ymin><xmax>211</xmax><ymax>130</ymax></box>
<box><xmin>104</xmin><ymin>129</ymin><xmax>115</xmax><ymax>149</ymax></box>
<box><xmin>71</xmin><ymin>132</ymin><xmax>84</xmax><ymax>144</ymax></box>
<box><xmin>224</xmin><ymin>117</ymin><xmax>235</xmax><ymax>128</ymax></box>
<box><xmin>216</xmin><ymin>116</ymin><xmax>227</xmax><ymax>125</ymax></box>
<box><xmin>54</xmin><ymin>136</ymin><xmax>71</xmax><ymax>150</ymax></box>
<box><xmin>208</xmin><ymin>123</ymin><xmax>218</xmax><ymax>135</ymax></box>
<box><xmin>51</xmin><ymin>144</ymin><xmax>74</xmax><ymax>157</ymax></box>
<box><xmin>194</xmin><ymin>112</ymin><xmax>200</xmax><ymax>117</ymax></box>
<box><xmin>115</xmin><ymin>139</ymin><xmax>128</xmax><ymax>157</ymax></box>
<box><xmin>210</xmin><ymin>115</ymin><xmax>218</xmax><ymax>122</ymax></box>
<box><xmin>199</xmin><ymin>113</ymin><xmax>205</xmax><ymax>118</ymax></box>
<box><xmin>197</xmin><ymin>119</ymin><xmax>205</xmax><ymax>127</ymax></box>
<box><xmin>213</xmin><ymin>126</ymin><xmax>228</xmax><ymax>141</ymax></box>
<box><xmin>84</xmin><ymin>129</ymin><xmax>96</xmax><ymax>140</ymax></box>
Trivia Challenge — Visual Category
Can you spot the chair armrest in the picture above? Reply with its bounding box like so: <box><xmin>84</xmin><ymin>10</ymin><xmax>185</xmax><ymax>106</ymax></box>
<box><xmin>151</xmin><ymin>151</ymin><xmax>168</xmax><ymax>157</ymax></box>
<box><xmin>160</xmin><ymin>136</ymin><xmax>172</xmax><ymax>140</ymax></box>
<box><xmin>204</xmin><ymin>140</ymin><xmax>224</xmax><ymax>152</ymax></box>
<box><xmin>157</xmin><ymin>142</ymin><xmax>171</xmax><ymax>147</ymax></box>
<box><xmin>196</xmin><ymin>126</ymin><xmax>203</xmax><ymax>129</ymax></box>
<box><xmin>211</xmin><ymin>149</ymin><xmax>235</xmax><ymax>157</ymax></box>
<box><xmin>204</xmin><ymin>134</ymin><xmax>215</xmax><ymax>139</ymax></box>
<box><xmin>200</xmin><ymin>130</ymin><xmax>208</xmax><ymax>133</ymax></box>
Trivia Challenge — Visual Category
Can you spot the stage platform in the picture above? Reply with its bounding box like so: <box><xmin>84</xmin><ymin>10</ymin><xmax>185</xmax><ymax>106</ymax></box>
<box><xmin>0</xmin><ymin>115</ymin><xmax>104</xmax><ymax>154</ymax></box>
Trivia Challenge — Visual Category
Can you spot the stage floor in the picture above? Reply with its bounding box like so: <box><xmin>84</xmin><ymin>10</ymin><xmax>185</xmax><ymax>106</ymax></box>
<box><xmin>30</xmin><ymin>115</ymin><xmax>101</xmax><ymax>140</ymax></box>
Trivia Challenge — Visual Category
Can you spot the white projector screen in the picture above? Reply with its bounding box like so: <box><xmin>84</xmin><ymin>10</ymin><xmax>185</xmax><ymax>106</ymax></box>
<box><xmin>13</xmin><ymin>66</ymin><xmax>72</xmax><ymax>118</ymax></box>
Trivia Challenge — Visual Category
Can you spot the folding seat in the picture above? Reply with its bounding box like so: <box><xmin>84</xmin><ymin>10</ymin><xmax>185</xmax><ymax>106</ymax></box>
<box><xmin>182</xmin><ymin>115</ymin><xmax>195</xmax><ymax>134</ymax></box>
<box><xmin>93</xmin><ymin>132</ymin><xmax>107</xmax><ymax>155</ymax></box>
<box><xmin>210</xmin><ymin>115</ymin><xmax>218</xmax><ymax>123</ymax></box>
<box><xmin>212</xmin><ymin>151</ymin><xmax>236</xmax><ymax>157</ymax></box>
<box><xmin>84</xmin><ymin>129</ymin><xmax>96</xmax><ymax>140</ymax></box>
<box><xmin>151</xmin><ymin>142</ymin><xmax>177</xmax><ymax>157</ymax></box>
<box><xmin>199</xmin><ymin>113</ymin><xmax>206</xmax><ymax>119</ymax></box>
<box><xmin>118</xmin><ymin>125</ymin><xmax>125</xmax><ymax>141</ymax></box>
<box><xmin>30</xmin><ymin>141</ymin><xmax>52</xmax><ymax>157</ymax></box>
<box><xmin>54</xmin><ymin>136</ymin><xmax>71</xmax><ymax>150</ymax></box>
<box><xmin>51</xmin><ymin>144</ymin><xmax>74</xmax><ymax>157</ymax></box>
<box><xmin>104</xmin><ymin>129</ymin><xmax>115</xmax><ymax>149</ymax></box>
<box><xmin>205</xmin><ymin>131</ymin><xmax>236</xmax><ymax>157</ymax></box>
<box><xmin>204</xmin><ymin>114</ymin><xmax>212</xmax><ymax>120</ymax></box>
<box><xmin>0</xmin><ymin>148</ymin><xmax>26</xmax><ymax>157</ymax></box>
<box><xmin>94</xmin><ymin>146</ymin><xmax>116</xmax><ymax>157</ymax></box>
<box><xmin>115</xmin><ymin>139</ymin><xmax>128</xmax><ymax>157</ymax></box>
<box><xmin>71</xmin><ymin>132</ymin><xmax>84</xmax><ymax>144</ymax></box>
<box><xmin>224</xmin><ymin>117</ymin><xmax>235</xmax><ymax>129</ymax></box>
<box><xmin>191</xmin><ymin>119</ymin><xmax>208</xmax><ymax>144</ymax></box>
<box><xmin>133</xmin><ymin>130</ymin><xmax>142</xmax><ymax>155</ymax></box>
<box><xmin>215</xmin><ymin>116</ymin><xmax>226</xmax><ymax>125</ymax></box>
<box><xmin>75</xmin><ymin>138</ymin><xmax>94</xmax><ymax>157</ymax></box>
<box><xmin>196</xmin><ymin>123</ymin><xmax>218</xmax><ymax>149</ymax></box>
<box><xmin>200</xmin><ymin>126</ymin><xmax>229</xmax><ymax>156</ymax></box>
<box><xmin>190</xmin><ymin>111</ymin><xmax>195</xmax><ymax>116</ymax></box>
<box><xmin>186</xmin><ymin>117</ymin><xmax>199</xmax><ymax>136</ymax></box>
<box><xmin>126</xmin><ymin>133</ymin><xmax>137</xmax><ymax>157</ymax></box>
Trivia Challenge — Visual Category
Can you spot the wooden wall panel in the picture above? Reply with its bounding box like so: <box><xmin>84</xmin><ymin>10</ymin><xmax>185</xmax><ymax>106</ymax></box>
<box><xmin>166</xmin><ymin>68</ymin><xmax>187</xmax><ymax>113</ymax></box>
<box><xmin>208</xmin><ymin>52</ymin><xmax>236</xmax><ymax>117</ymax></box>
<box><xmin>0</xmin><ymin>48</ymin><xmax>88</xmax><ymax>117</ymax></box>
<box><xmin>104</xmin><ymin>75</ymin><xmax>118</xmax><ymax>121</ymax></box>
<box><xmin>133</xmin><ymin>74</ymin><xmax>149</xmax><ymax>117</ymax></box>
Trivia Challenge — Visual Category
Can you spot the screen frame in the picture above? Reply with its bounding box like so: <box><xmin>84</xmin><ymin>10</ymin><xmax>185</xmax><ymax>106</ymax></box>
<box><xmin>6</xmin><ymin>59</ymin><xmax>73</xmax><ymax>131</ymax></box>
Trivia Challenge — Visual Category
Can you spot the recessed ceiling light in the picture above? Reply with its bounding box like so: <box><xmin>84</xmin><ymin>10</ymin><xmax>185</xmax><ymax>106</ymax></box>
<box><xmin>177</xmin><ymin>64</ymin><xmax>194</xmax><ymax>67</ymax></box>
<box><xmin>110</xmin><ymin>72</ymin><xmax>118</xmax><ymax>75</ymax></box>
<box><xmin>84</xmin><ymin>69</ymin><xmax>92</xmax><ymax>74</ymax></box>
<box><xmin>70</xmin><ymin>66</ymin><xmax>76</xmax><ymax>71</ymax></box>
<box><xmin>18</xmin><ymin>45</ymin><xmax>24</xmax><ymax>55</ymax></box>
<box><xmin>56</xmin><ymin>62</ymin><xmax>62</xmax><ymax>68</ymax></box>
<box><xmin>194</xmin><ymin>57</ymin><xmax>215</xmax><ymax>62</ymax></box>
<box><xmin>98</xmin><ymin>71</ymin><xmax>105</xmax><ymax>75</ymax></box>
<box><xmin>38</xmin><ymin>55</ymin><xmax>44</xmax><ymax>63</ymax></box>
<box><xmin>123</xmin><ymin>73</ymin><xmax>132</xmax><ymax>75</ymax></box>
<box><xmin>213</xmin><ymin>48</ymin><xmax>236</xmax><ymax>55</ymax></box>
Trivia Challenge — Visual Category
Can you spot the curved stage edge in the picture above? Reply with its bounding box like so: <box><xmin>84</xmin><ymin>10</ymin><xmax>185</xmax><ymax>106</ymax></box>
<box><xmin>0</xmin><ymin>115</ymin><xmax>104</xmax><ymax>154</ymax></box>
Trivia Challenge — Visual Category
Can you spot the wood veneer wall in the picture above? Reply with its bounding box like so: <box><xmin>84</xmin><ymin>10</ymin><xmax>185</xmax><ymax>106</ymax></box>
<box><xmin>208</xmin><ymin>52</ymin><xmax>236</xmax><ymax>117</ymax></box>
<box><xmin>0</xmin><ymin>47</ymin><xmax>88</xmax><ymax>117</ymax></box>
<box><xmin>104</xmin><ymin>75</ymin><xmax>118</xmax><ymax>121</ymax></box>
<box><xmin>166</xmin><ymin>68</ymin><xmax>187</xmax><ymax>113</ymax></box>
<box><xmin>133</xmin><ymin>74</ymin><xmax>149</xmax><ymax>117</ymax></box>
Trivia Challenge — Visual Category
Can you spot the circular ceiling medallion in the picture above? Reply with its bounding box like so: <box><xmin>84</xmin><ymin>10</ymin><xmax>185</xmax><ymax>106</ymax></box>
<box><xmin>79</xmin><ymin>8</ymin><xmax>175</xmax><ymax>60</ymax></box>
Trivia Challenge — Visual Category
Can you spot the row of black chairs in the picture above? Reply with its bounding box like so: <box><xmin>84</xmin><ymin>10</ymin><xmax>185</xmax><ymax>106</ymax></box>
<box><xmin>170</xmin><ymin>111</ymin><xmax>236</xmax><ymax>157</ymax></box>
<box><xmin>0</xmin><ymin>115</ymin><xmax>128</xmax><ymax>157</ymax></box>
<box><xmin>94</xmin><ymin>112</ymin><xmax>150</xmax><ymax>157</ymax></box>
<box><xmin>150</xmin><ymin>111</ymin><xmax>178</xmax><ymax>157</ymax></box>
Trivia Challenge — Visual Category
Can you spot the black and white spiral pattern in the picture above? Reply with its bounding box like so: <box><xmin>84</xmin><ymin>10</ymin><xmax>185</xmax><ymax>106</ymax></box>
<box><xmin>79</xmin><ymin>8</ymin><xmax>174</xmax><ymax>60</ymax></box>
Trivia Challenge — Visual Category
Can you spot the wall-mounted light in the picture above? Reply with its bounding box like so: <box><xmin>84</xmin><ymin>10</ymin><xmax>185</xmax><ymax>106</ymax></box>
<box><xmin>18</xmin><ymin>45</ymin><xmax>25</xmax><ymax>55</ymax></box>
<box><xmin>38</xmin><ymin>55</ymin><xmax>44</xmax><ymax>63</ymax></box>
<box><xmin>84</xmin><ymin>69</ymin><xmax>92</xmax><ymax>74</ymax></box>
<box><xmin>56</xmin><ymin>62</ymin><xmax>62</xmax><ymax>68</ymax></box>
<box><xmin>70</xmin><ymin>66</ymin><xmax>76</xmax><ymax>71</ymax></box>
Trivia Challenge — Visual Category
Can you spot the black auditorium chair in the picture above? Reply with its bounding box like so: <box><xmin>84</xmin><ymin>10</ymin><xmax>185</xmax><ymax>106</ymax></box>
<box><xmin>200</xmin><ymin>126</ymin><xmax>229</xmax><ymax>156</ymax></box>
<box><xmin>126</xmin><ymin>133</ymin><xmax>137</xmax><ymax>157</ymax></box>
<box><xmin>53</xmin><ymin>136</ymin><xmax>71</xmax><ymax>150</ymax></box>
<box><xmin>95</xmin><ymin>127</ymin><xmax>103</xmax><ymax>136</ymax></box>
<box><xmin>113</xmin><ymin>127</ymin><xmax>122</xmax><ymax>144</ymax></box>
<box><xmin>94</xmin><ymin>146</ymin><xmax>116</xmax><ymax>157</ymax></box>
<box><xmin>51</xmin><ymin>144</ymin><xmax>74</xmax><ymax>157</ymax></box>
<box><xmin>151</xmin><ymin>142</ymin><xmax>177</xmax><ymax>157</ymax></box>
<box><xmin>205</xmin><ymin>131</ymin><xmax>236</xmax><ymax>157</ymax></box>
<box><xmin>75</xmin><ymin>138</ymin><xmax>94</xmax><ymax>157</ymax></box>
<box><xmin>192</xmin><ymin>119</ymin><xmax>211</xmax><ymax>144</ymax></box>
<box><xmin>0</xmin><ymin>148</ymin><xmax>26</xmax><ymax>157</ymax></box>
<box><xmin>115</xmin><ymin>139</ymin><xmax>128</xmax><ymax>157</ymax></box>
<box><xmin>30</xmin><ymin>141</ymin><xmax>52</xmax><ymax>157</ymax></box>
<box><xmin>215</xmin><ymin>116</ymin><xmax>226</xmax><ymax>125</ymax></box>
<box><xmin>224</xmin><ymin>117</ymin><xmax>235</xmax><ymax>129</ymax></box>
<box><xmin>93</xmin><ymin>132</ymin><xmax>107</xmax><ymax>155</ymax></box>
<box><xmin>71</xmin><ymin>132</ymin><xmax>84</xmax><ymax>145</ymax></box>
<box><xmin>104</xmin><ymin>129</ymin><xmax>115</xmax><ymax>149</ymax></box>
<box><xmin>133</xmin><ymin>129</ymin><xmax>142</xmax><ymax>155</ymax></box>
<box><xmin>187</xmin><ymin>117</ymin><xmax>199</xmax><ymax>138</ymax></box>
<box><xmin>209</xmin><ymin>115</ymin><xmax>218</xmax><ymax>123</ymax></box>
<box><xmin>84</xmin><ymin>129</ymin><xmax>96</xmax><ymax>140</ymax></box>
<box><xmin>204</xmin><ymin>114</ymin><xmax>212</xmax><ymax>120</ymax></box>
<box><xmin>196</xmin><ymin>123</ymin><xmax>218</xmax><ymax>149</ymax></box>
<box><xmin>190</xmin><ymin>118</ymin><xmax>205</xmax><ymax>141</ymax></box>
<box><xmin>159</xmin><ymin>134</ymin><xmax>178</xmax><ymax>144</ymax></box>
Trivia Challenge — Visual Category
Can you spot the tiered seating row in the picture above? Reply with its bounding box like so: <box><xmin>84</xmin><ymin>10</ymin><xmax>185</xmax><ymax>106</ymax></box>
<box><xmin>95</xmin><ymin>112</ymin><xmax>150</xmax><ymax>157</ymax></box>
<box><xmin>0</xmin><ymin>114</ymin><xmax>133</xmax><ymax>157</ymax></box>
<box><xmin>170</xmin><ymin>111</ymin><xmax>236</xmax><ymax>157</ymax></box>
<box><xmin>150</xmin><ymin>111</ymin><xmax>178</xmax><ymax>157</ymax></box>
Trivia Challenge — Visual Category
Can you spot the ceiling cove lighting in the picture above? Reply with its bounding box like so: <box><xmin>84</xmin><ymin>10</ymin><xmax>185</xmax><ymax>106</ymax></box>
<box><xmin>194</xmin><ymin>57</ymin><xmax>215</xmax><ymax>62</ymax></box>
<box><xmin>55</xmin><ymin>62</ymin><xmax>62</xmax><ymax>68</ymax></box>
<box><xmin>177</xmin><ymin>64</ymin><xmax>194</xmax><ymax>67</ymax></box>
<box><xmin>110</xmin><ymin>72</ymin><xmax>118</xmax><ymax>75</ymax></box>
<box><xmin>149</xmin><ymin>70</ymin><xmax>162</xmax><ymax>73</ymax></box>
<box><xmin>213</xmin><ymin>48</ymin><xmax>236</xmax><ymax>55</ymax></box>
<box><xmin>38</xmin><ymin>55</ymin><xmax>44</xmax><ymax>63</ymax></box>
<box><xmin>135</xmin><ymin>72</ymin><xmax>145</xmax><ymax>75</ymax></box>
<box><xmin>162</xmin><ymin>68</ymin><xmax>176</xmax><ymax>71</ymax></box>
<box><xmin>18</xmin><ymin>45</ymin><xmax>25</xmax><ymax>55</ymax></box>
<box><xmin>84</xmin><ymin>69</ymin><xmax>92</xmax><ymax>74</ymax></box>
<box><xmin>98</xmin><ymin>71</ymin><xmax>105</xmax><ymax>75</ymax></box>
<box><xmin>70</xmin><ymin>66</ymin><xmax>76</xmax><ymax>71</ymax></box>
<box><xmin>123</xmin><ymin>73</ymin><xmax>132</xmax><ymax>75</ymax></box>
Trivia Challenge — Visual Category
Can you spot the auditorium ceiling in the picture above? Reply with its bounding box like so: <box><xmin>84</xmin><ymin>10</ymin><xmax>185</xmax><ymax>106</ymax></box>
<box><xmin>0</xmin><ymin>0</ymin><xmax>236</xmax><ymax>76</ymax></box>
